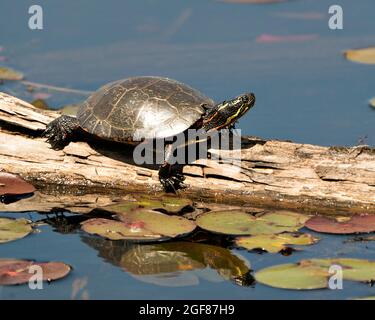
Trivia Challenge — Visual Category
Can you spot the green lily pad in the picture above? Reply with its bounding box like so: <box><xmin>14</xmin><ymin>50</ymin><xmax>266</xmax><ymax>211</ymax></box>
<box><xmin>195</xmin><ymin>210</ymin><xmax>309</xmax><ymax>236</ymax></box>
<box><xmin>235</xmin><ymin>233</ymin><xmax>319</xmax><ymax>253</ymax></box>
<box><xmin>309</xmin><ymin>258</ymin><xmax>375</xmax><ymax>282</ymax></box>
<box><xmin>255</xmin><ymin>258</ymin><xmax>375</xmax><ymax>290</ymax></box>
<box><xmin>305</xmin><ymin>215</ymin><xmax>375</xmax><ymax>234</ymax></box>
<box><xmin>255</xmin><ymin>261</ymin><xmax>329</xmax><ymax>290</ymax></box>
<box><xmin>0</xmin><ymin>172</ymin><xmax>36</xmax><ymax>196</ymax></box>
<box><xmin>81</xmin><ymin>217</ymin><xmax>164</xmax><ymax>241</ymax></box>
<box><xmin>0</xmin><ymin>259</ymin><xmax>71</xmax><ymax>285</ymax></box>
<box><xmin>344</xmin><ymin>47</ymin><xmax>375</xmax><ymax>65</ymax></box>
<box><xmin>0</xmin><ymin>218</ymin><xmax>33</xmax><ymax>243</ymax></box>
<box><xmin>0</xmin><ymin>67</ymin><xmax>24</xmax><ymax>81</ymax></box>
<box><xmin>81</xmin><ymin>210</ymin><xmax>196</xmax><ymax>241</ymax></box>
<box><xmin>104</xmin><ymin>195</ymin><xmax>193</xmax><ymax>214</ymax></box>
<box><xmin>117</xmin><ymin>209</ymin><xmax>196</xmax><ymax>238</ymax></box>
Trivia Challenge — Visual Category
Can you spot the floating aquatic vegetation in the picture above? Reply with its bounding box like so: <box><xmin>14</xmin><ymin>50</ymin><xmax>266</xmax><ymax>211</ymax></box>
<box><xmin>369</xmin><ymin>97</ymin><xmax>375</xmax><ymax>109</ymax></box>
<box><xmin>0</xmin><ymin>172</ymin><xmax>35</xmax><ymax>197</ymax></box>
<box><xmin>305</xmin><ymin>215</ymin><xmax>375</xmax><ymax>234</ymax></box>
<box><xmin>256</xmin><ymin>33</ymin><xmax>318</xmax><ymax>43</ymax></box>
<box><xmin>235</xmin><ymin>233</ymin><xmax>318</xmax><ymax>253</ymax></box>
<box><xmin>81</xmin><ymin>209</ymin><xmax>196</xmax><ymax>241</ymax></box>
<box><xmin>255</xmin><ymin>258</ymin><xmax>375</xmax><ymax>290</ymax></box>
<box><xmin>0</xmin><ymin>218</ymin><xmax>33</xmax><ymax>243</ymax></box>
<box><xmin>344</xmin><ymin>47</ymin><xmax>375</xmax><ymax>65</ymax></box>
<box><xmin>31</xmin><ymin>99</ymin><xmax>49</xmax><ymax>110</ymax></box>
<box><xmin>32</xmin><ymin>92</ymin><xmax>52</xmax><ymax>100</ymax></box>
<box><xmin>104</xmin><ymin>195</ymin><xmax>193</xmax><ymax>214</ymax></box>
<box><xmin>195</xmin><ymin>210</ymin><xmax>309</xmax><ymax>236</ymax></box>
<box><xmin>0</xmin><ymin>67</ymin><xmax>24</xmax><ymax>81</ymax></box>
<box><xmin>0</xmin><ymin>259</ymin><xmax>71</xmax><ymax>285</ymax></box>
<box><xmin>60</xmin><ymin>104</ymin><xmax>80</xmax><ymax>116</ymax></box>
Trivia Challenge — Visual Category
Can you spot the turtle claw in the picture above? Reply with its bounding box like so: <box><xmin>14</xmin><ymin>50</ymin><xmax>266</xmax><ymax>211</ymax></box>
<box><xmin>160</xmin><ymin>177</ymin><xmax>187</xmax><ymax>193</ymax></box>
<box><xmin>42</xmin><ymin>116</ymin><xmax>79</xmax><ymax>150</ymax></box>
<box><xmin>159</xmin><ymin>164</ymin><xmax>187</xmax><ymax>193</ymax></box>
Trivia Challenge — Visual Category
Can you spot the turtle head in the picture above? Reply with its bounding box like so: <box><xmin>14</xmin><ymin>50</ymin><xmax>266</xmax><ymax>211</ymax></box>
<box><xmin>202</xmin><ymin>93</ymin><xmax>255</xmax><ymax>131</ymax></box>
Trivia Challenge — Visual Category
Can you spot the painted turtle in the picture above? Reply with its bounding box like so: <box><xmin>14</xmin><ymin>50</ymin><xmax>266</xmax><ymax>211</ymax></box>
<box><xmin>43</xmin><ymin>76</ymin><xmax>255</xmax><ymax>191</ymax></box>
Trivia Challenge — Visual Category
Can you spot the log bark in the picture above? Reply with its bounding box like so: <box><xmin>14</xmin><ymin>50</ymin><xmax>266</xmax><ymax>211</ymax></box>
<box><xmin>0</xmin><ymin>92</ymin><xmax>374</xmax><ymax>215</ymax></box>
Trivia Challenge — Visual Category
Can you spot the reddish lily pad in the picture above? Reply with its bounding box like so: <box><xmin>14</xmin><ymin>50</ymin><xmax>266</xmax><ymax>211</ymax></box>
<box><xmin>0</xmin><ymin>172</ymin><xmax>35</xmax><ymax>196</ymax></box>
<box><xmin>305</xmin><ymin>215</ymin><xmax>375</xmax><ymax>234</ymax></box>
<box><xmin>0</xmin><ymin>259</ymin><xmax>71</xmax><ymax>285</ymax></box>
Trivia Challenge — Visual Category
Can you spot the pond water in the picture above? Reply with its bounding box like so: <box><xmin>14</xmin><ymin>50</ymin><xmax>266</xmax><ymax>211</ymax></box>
<box><xmin>0</xmin><ymin>0</ymin><xmax>375</xmax><ymax>299</ymax></box>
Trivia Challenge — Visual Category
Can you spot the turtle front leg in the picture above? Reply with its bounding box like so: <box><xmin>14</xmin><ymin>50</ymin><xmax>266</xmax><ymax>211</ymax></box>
<box><xmin>158</xmin><ymin>144</ymin><xmax>187</xmax><ymax>193</ymax></box>
<box><xmin>43</xmin><ymin>115</ymin><xmax>80</xmax><ymax>150</ymax></box>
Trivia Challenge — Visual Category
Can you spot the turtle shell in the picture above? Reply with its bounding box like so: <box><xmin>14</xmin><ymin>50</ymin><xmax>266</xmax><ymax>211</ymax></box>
<box><xmin>76</xmin><ymin>76</ymin><xmax>215</xmax><ymax>142</ymax></box>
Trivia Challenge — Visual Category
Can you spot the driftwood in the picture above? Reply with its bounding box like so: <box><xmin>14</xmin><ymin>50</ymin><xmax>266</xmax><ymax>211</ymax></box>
<box><xmin>0</xmin><ymin>92</ymin><xmax>374</xmax><ymax>215</ymax></box>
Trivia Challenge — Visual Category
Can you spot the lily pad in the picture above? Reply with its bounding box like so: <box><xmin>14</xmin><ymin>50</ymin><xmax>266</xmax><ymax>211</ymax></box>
<box><xmin>81</xmin><ymin>210</ymin><xmax>196</xmax><ymax>241</ymax></box>
<box><xmin>255</xmin><ymin>261</ymin><xmax>329</xmax><ymax>290</ymax></box>
<box><xmin>0</xmin><ymin>259</ymin><xmax>71</xmax><ymax>285</ymax></box>
<box><xmin>116</xmin><ymin>209</ymin><xmax>196</xmax><ymax>238</ymax></box>
<box><xmin>104</xmin><ymin>196</ymin><xmax>193</xmax><ymax>214</ymax></box>
<box><xmin>305</xmin><ymin>215</ymin><xmax>375</xmax><ymax>234</ymax></box>
<box><xmin>0</xmin><ymin>218</ymin><xmax>33</xmax><ymax>243</ymax></box>
<box><xmin>235</xmin><ymin>233</ymin><xmax>318</xmax><ymax>253</ymax></box>
<box><xmin>309</xmin><ymin>258</ymin><xmax>375</xmax><ymax>282</ymax></box>
<box><xmin>0</xmin><ymin>172</ymin><xmax>36</xmax><ymax>196</ymax></box>
<box><xmin>195</xmin><ymin>210</ymin><xmax>309</xmax><ymax>235</ymax></box>
<box><xmin>81</xmin><ymin>218</ymin><xmax>164</xmax><ymax>241</ymax></box>
<box><xmin>370</xmin><ymin>98</ymin><xmax>375</xmax><ymax>109</ymax></box>
<box><xmin>0</xmin><ymin>67</ymin><xmax>24</xmax><ymax>81</ymax></box>
<box><xmin>344</xmin><ymin>47</ymin><xmax>375</xmax><ymax>65</ymax></box>
<box><xmin>255</xmin><ymin>258</ymin><xmax>375</xmax><ymax>290</ymax></box>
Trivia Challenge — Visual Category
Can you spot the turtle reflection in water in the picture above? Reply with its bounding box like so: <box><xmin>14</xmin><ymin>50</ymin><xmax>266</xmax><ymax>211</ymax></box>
<box><xmin>81</xmin><ymin>235</ymin><xmax>254</xmax><ymax>287</ymax></box>
<box><xmin>43</xmin><ymin>77</ymin><xmax>255</xmax><ymax>192</ymax></box>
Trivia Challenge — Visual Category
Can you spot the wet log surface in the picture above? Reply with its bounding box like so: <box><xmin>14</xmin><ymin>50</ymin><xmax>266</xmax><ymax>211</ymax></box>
<box><xmin>0</xmin><ymin>92</ymin><xmax>374</xmax><ymax>215</ymax></box>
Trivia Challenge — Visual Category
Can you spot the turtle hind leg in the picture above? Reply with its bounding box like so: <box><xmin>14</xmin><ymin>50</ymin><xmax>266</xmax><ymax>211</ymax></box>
<box><xmin>159</xmin><ymin>163</ymin><xmax>187</xmax><ymax>193</ymax></box>
<box><xmin>158</xmin><ymin>144</ymin><xmax>187</xmax><ymax>193</ymax></box>
<box><xmin>43</xmin><ymin>115</ymin><xmax>80</xmax><ymax>150</ymax></box>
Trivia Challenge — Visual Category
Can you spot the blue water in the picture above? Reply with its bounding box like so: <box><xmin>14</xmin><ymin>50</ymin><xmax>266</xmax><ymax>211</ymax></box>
<box><xmin>1</xmin><ymin>0</ymin><xmax>375</xmax><ymax>299</ymax></box>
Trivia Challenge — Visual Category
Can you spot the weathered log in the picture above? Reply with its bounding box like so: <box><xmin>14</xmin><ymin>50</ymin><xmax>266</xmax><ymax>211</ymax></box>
<box><xmin>0</xmin><ymin>92</ymin><xmax>374</xmax><ymax>215</ymax></box>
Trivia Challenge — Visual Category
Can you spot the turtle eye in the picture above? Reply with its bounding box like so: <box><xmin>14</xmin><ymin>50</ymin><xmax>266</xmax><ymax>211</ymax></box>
<box><xmin>241</xmin><ymin>95</ymin><xmax>249</xmax><ymax>104</ymax></box>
